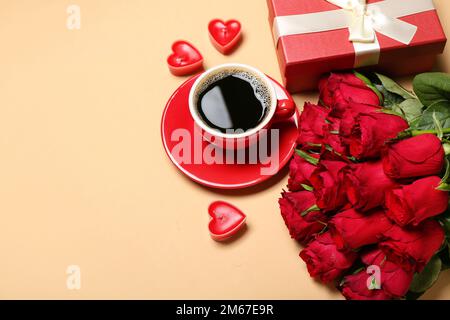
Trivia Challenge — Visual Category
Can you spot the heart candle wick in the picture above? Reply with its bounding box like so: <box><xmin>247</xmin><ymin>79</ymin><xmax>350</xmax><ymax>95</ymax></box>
<box><xmin>208</xmin><ymin>19</ymin><xmax>242</xmax><ymax>55</ymax></box>
<box><xmin>176</xmin><ymin>56</ymin><xmax>186</xmax><ymax>65</ymax></box>
<box><xmin>167</xmin><ymin>40</ymin><xmax>203</xmax><ymax>76</ymax></box>
<box><xmin>208</xmin><ymin>201</ymin><xmax>247</xmax><ymax>242</ymax></box>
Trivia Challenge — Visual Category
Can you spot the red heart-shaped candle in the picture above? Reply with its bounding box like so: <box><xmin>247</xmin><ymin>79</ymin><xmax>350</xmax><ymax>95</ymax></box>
<box><xmin>167</xmin><ymin>41</ymin><xmax>204</xmax><ymax>76</ymax></box>
<box><xmin>208</xmin><ymin>19</ymin><xmax>242</xmax><ymax>55</ymax></box>
<box><xmin>208</xmin><ymin>201</ymin><xmax>246</xmax><ymax>241</ymax></box>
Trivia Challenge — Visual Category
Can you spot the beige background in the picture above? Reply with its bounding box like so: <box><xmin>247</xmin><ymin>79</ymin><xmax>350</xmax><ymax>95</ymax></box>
<box><xmin>0</xmin><ymin>0</ymin><xmax>449</xmax><ymax>299</ymax></box>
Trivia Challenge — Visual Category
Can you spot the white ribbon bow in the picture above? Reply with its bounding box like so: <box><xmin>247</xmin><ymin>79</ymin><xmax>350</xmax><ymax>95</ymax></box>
<box><xmin>272</xmin><ymin>0</ymin><xmax>436</xmax><ymax>67</ymax></box>
<box><xmin>326</xmin><ymin>0</ymin><xmax>418</xmax><ymax>45</ymax></box>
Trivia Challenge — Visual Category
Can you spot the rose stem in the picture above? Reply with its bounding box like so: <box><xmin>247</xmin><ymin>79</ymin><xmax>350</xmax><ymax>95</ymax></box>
<box><xmin>410</xmin><ymin>128</ymin><xmax>450</xmax><ymax>137</ymax></box>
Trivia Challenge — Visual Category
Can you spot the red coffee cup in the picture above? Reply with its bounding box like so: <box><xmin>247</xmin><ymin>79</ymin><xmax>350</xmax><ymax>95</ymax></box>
<box><xmin>188</xmin><ymin>63</ymin><xmax>295</xmax><ymax>149</ymax></box>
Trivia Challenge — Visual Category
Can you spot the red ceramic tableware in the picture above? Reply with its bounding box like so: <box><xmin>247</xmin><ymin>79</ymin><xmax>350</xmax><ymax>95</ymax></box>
<box><xmin>275</xmin><ymin>99</ymin><xmax>296</xmax><ymax>121</ymax></box>
<box><xmin>208</xmin><ymin>19</ymin><xmax>242</xmax><ymax>55</ymax></box>
<box><xmin>208</xmin><ymin>201</ymin><xmax>246</xmax><ymax>241</ymax></box>
<box><xmin>161</xmin><ymin>74</ymin><xmax>299</xmax><ymax>189</ymax></box>
<box><xmin>167</xmin><ymin>41</ymin><xmax>204</xmax><ymax>76</ymax></box>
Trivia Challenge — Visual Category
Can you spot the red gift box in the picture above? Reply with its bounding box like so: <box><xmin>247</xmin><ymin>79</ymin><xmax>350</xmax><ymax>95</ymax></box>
<box><xmin>267</xmin><ymin>0</ymin><xmax>447</xmax><ymax>93</ymax></box>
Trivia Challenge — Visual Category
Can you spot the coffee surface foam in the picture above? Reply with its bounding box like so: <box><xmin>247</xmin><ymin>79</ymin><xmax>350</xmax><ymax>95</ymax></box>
<box><xmin>194</xmin><ymin>68</ymin><xmax>272</xmax><ymax>112</ymax></box>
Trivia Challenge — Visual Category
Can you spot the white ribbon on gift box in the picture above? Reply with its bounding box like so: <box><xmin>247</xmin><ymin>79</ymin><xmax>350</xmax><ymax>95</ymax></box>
<box><xmin>272</xmin><ymin>0</ymin><xmax>436</xmax><ymax>68</ymax></box>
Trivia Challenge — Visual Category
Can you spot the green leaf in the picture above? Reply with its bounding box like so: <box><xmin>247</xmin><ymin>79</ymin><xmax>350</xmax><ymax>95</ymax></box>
<box><xmin>409</xmin><ymin>256</ymin><xmax>442</xmax><ymax>293</ymax></box>
<box><xmin>443</xmin><ymin>217</ymin><xmax>450</xmax><ymax>232</ymax></box>
<box><xmin>405</xmin><ymin>291</ymin><xmax>425</xmax><ymax>300</ymax></box>
<box><xmin>438</xmin><ymin>244</ymin><xmax>450</xmax><ymax>270</ymax></box>
<box><xmin>307</xmin><ymin>142</ymin><xmax>322</xmax><ymax>148</ymax></box>
<box><xmin>301</xmin><ymin>204</ymin><xmax>320</xmax><ymax>217</ymax></box>
<box><xmin>440</xmin><ymin>215</ymin><xmax>450</xmax><ymax>236</ymax></box>
<box><xmin>376</xmin><ymin>73</ymin><xmax>416</xmax><ymax>100</ymax></box>
<box><xmin>409</xmin><ymin>117</ymin><xmax>422</xmax><ymax>129</ymax></box>
<box><xmin>443</xmin><ymin>143</ymin><xmax>450</xmax><ymax>156</ymax></box>
<box><xmin>295</xmin><ymin>149</ymin><xmax>319</xmax><ymax>166</ymax></box>
<box><xmin>438</xmin><ymin>238</ymin><xmax>448</xmax><ymax>253</ymax></box>
<box><xmin>323</xmin><ymin>144</ymin><xmax>358</xmax><ymax>163</ymax></box>
<box><xmin>380</xmin><ymin>108</ymin><xmax>405</xmax><ymax>119</ymax></box>
<box><xmin>433</xmin><ymin>112</ymin><xmax>444</xmax><ymax>139</ymax></box>
<box><xmin>392</xmin><ymin>99</ymin><xmax>424</xmax><ymax>123</ymax></box>
<box><xmin>414</xmin><ymin>100</ymin><xmax>450</xmax><ymax>130</ymax></box>
<box><xmin>437</xmin><ymin>183</ymin><xmax>450</xmax><ymax>191</ymax></box>
<box><xmin>354</xmin><ymin>71</ymin><xmax>384</xmax><ymax>104</ymax></box>
<box><xmin>413</xmin><ymin>72</ymin><xmax>450</xmax><ymax>107</ymax></box>
<box><xmin>440</xmin><ymin>158</ymin><xmax>450</xmax><ymax>184</ymax></box>
<box><xmin>301</xmin><ymin>184</ymin><xmax>314</xmax><ymax>192</ymax></box>
<box><xmin>352</xmin><ymin>267</ymin><xmax>365</xmax><ymax>275</ymax></box>
<box><xmin>354</xmin><ymin>71</ymin><xmax>372</xmax><ymax>85</ymax></box>
<box><xmin>378</xmin><ymin>85</ymin><xmax>405</xmax><ymax>109</ymax></box>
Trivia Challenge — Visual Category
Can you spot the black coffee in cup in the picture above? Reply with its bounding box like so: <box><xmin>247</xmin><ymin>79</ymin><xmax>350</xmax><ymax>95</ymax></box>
<box><xmin>195</xmin><ymin>70</ymin><xmax>271</xmax><ymax>133</ymax></box>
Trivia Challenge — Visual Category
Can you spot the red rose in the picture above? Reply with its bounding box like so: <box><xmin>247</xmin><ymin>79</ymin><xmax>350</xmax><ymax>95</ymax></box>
<box><xmin>348</xmin><ymin>112</ymin><xmax>409</xmax><ymax>159</ymax></box>
<box><xmin>287</xmin><ymin>154</ymin><xmax>317</xmax><ymax>192</ymax></box>
<box><xmin>341</xmin><ymin>249</ymin><xmax>413</xmax><ymax>300</ymax></box>
<box><xmin>382</xmin><ymin>134</ymin><xmax>445</xmax><ymax>179</ymax></box>
<box><xmin>279</xmin><ymin>191</ymin><xmax>327</xmax><ymax>243</ymax></box>
<box><xmin>329</xmin><ymin>208</ymin><xmax>393</xmax><ymax>250</ymax></box>
<box><xmin>341</xmin><ymin>271</ymin><xmax>392</xmax><ymax>300</ymax></box>
<box><xmin>310</xmin><ymin>160</ymin><xmax>349</xmax><ymax>212</ymax></box>
<box><xmin>380</xmin><ymin>220</ymin><xmax>445</xmax><ymax>272</ymax></box>
<box><xmin>338</xmin><ymin>102</ymin><xmax>381</xmax><ymax>137</ymax></box>
<box><xmin>361</xmin><ymin>249</ymin><xmax>414</xmax><ymax>298</ymax></box>
<box><xmin>297</xmin><ymin>102</ymin><xmax>330</xmax><ymax>149</ymax></box>
<box><xmin>300</xmin><ymin>232</ymin><xmax>357</xmax><ymax>283</ymax></box>
<box><xmin>319</xmin><ymin>73</ymin><xmax>380</xmax><ymax>117</ymax></box>
<box><xmin>319</xmin><ymin>149</ymin><xmax>352</xmax><ymax>162</ymax></box>
<box><xmin>323</xmin><ymin>117</ymin><xmax>348</xmax><ymax>155</ymax></box>
<box><xmin>385</xmin><ymin>176</ymin><xmax>449</xmax><ymax>227</ymax></box>
<box><xmin>282</xmin><ymin>191</ymin><xmax>327</xmax><ymax>225</ymax></box>
<box><xmin>345</xmin><ymin>161</ymin><xmax>398</xmax><ymax>212</ymax></box>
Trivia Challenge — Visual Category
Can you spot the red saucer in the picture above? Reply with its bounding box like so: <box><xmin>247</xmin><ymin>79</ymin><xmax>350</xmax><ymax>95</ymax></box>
<box><xmin>161</xmin><ymin>75</ymin><xmax>299</xmax><ymax>189</ymax></box>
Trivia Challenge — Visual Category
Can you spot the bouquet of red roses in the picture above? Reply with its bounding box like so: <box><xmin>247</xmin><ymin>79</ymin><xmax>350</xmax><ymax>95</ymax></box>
<box><xmin>279</xmin><ymin>71</ymin><xmax>450</xmax><ymax>300</ymax></box>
